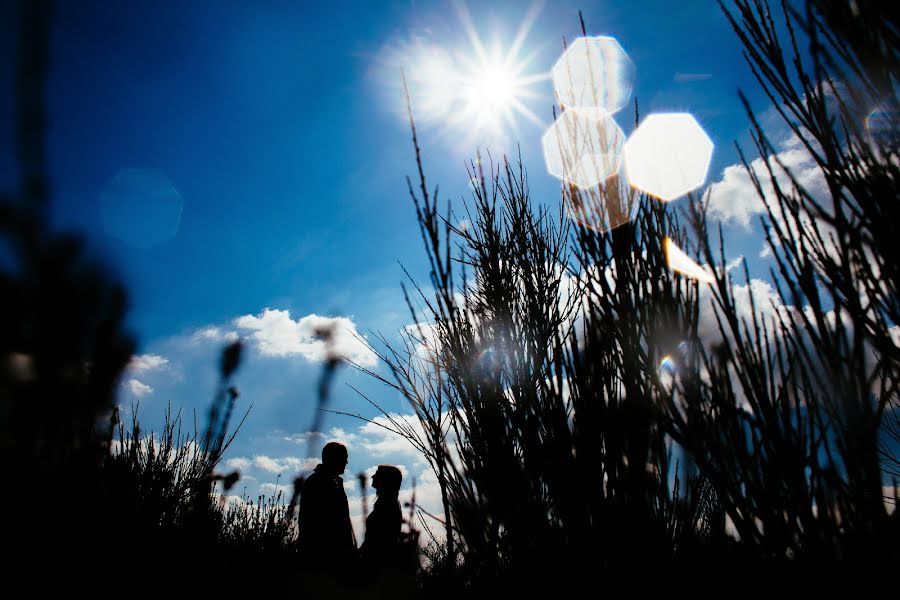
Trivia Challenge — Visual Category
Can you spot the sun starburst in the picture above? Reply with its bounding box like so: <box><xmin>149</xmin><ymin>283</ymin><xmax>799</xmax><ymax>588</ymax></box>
<box><xmin>382</xmin><ymin>1</ymin><xmax>548</xmax><ymax>153</ymax></box>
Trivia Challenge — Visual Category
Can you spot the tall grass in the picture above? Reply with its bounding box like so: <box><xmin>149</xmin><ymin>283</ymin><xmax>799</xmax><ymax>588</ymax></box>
<box><xmin>358</xmin><ymin>0</ymin><xmax>898</xmax><ymax>595</ymax></box>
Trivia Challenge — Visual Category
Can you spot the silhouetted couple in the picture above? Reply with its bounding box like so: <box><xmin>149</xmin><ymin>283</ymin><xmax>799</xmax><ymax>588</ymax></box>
<box><xmin>297</xmin><ymin>441</ymin><xmax>404</xmax><ymax>580</ymax></box>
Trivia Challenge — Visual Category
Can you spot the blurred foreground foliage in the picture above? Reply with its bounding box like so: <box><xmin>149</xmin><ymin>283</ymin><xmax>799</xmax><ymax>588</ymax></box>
<box><xmin>0</xmin><ymin>1</ymin><xmax>297</xmax><ymax>594</ymax></box>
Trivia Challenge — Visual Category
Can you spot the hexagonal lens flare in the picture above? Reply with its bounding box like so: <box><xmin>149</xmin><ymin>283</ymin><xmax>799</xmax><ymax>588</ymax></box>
<box><xmin>866</xmin><ymin>105</ymin><xmax>898</xmax><ymax>147</ymax></box>
<box><xmin>542</xmin><ymin>109</ymin><xmax>625</xmax><ymax>189</ymax></box>
<box><xmin>562</xmin><ymin>179</ymin><xmax>637</xmax><ymax>234</ymax></box>
<box><xmin>99</xmin><ymin>168</ymin><xmax>183</xmax><ymax>248</ymax></box>
<box><xmin>552</xmin><ymin>36</ymin><xmax>635</xmax><ymax>116</ymax></box>
<box><xmin>623</xmin><ymin>113</ymin><xmax>714</xmax><ymax>202</ymax></box>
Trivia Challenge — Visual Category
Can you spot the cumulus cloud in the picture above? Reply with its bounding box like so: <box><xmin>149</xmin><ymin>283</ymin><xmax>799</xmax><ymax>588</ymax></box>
<box><xmin>358</xmin><ymin>415</ymin><xmax>431</xmax><ymax>463</ymax></box>
<box><xmin>128</xmin><ymin>354</ymin><xmax>169</xmax><ymax>374</ymax></box>
<box><xmin>707</xmin><ymin>134</ymin><xmax>828</xmax><ymax>233</ymax></box>
<box><xmin>725</xmin><ymin>255</ymin><xmax>745</xmax><ymax>273</ymax></box>
<box><xmin>225</xmin><ymin>457</ymin><xmax>252</xmax><ymax>472</ymax></box>
<box><xmin>404</xmin><ymin>321</ymin><xmax>443</xmax><ymax>363</ymax></box>
<box><xmin>362</xmin><ymin>463</ymin><xmax>410</xmax><ymax>481</ymax></box>
<box><xmin>259</xmin><ymin>483</ymin><xmax>293</xmax><ymax>496</ymax></box>
<box><xmin>126</xmin><ymin>378</ymin><xmax>153</xmax><ymax>397</ymax></box>
<box><xmin>226</xmin><ymin>454</ymin><xmax>318</xmax><ymax>475</ymax></box>
<box><xmin>276</xmin><ymin>426</ymin><xmax>360</xmax><ymax>448</ymax></box>
<box><xmin>192</xmin><ymin>326</ymin><xmax>239</xmax><ymax>343</ymax></box>
<box><xmin>696</xmin><ymin>274</ymin><xmax>796</xmax><ymax>350</ymax></box>
<box><xmin>234</xmin><ymin>309</ymin><xmax>377</xmax><ymax>367</ymax></box>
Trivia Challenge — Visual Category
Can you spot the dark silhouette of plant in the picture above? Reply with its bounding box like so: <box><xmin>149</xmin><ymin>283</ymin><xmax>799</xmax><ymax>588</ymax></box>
<box><xmin>0</xmin><ymin>3</ymin><xmax>292</xmax><ymax>592</ymax></box>
<box><xmin>354</xmin><ymin>1</ymin><xmax>898</xmax><ymax>595</ymax></box>
<box><xmin>662</xmin><ymin>0</ymin><xmax>899</xmax><ymax>591</ymax></box>
<box><xmin>1</xmin><ymin>2</ymin><xmax>136</xmax><ymax>578</ymax></box>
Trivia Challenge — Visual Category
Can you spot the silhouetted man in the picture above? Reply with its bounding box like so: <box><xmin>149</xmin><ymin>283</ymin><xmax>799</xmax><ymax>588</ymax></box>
<box><xmin>297</xmin><ymin>441</ymin><xmax>357</xmax><ymax>569</ymax></box>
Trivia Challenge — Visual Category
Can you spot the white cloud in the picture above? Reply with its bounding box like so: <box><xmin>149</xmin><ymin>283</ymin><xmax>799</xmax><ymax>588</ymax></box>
<box><xmin>128</xmin><ymin>353</ymin><xmax>170</xmax><ymax>374</ymax></box>
<box><xmin>362</xmin><ymin>463</ymin><xmax>410</xmax><ymax>481</ymax></box>
<box><xmin>225</xmin><ymin>457</ymin><xmax>251</xmax><ymax>472</ymax></box>
<box><xmin>230</xmin><ymin>454</ymin><xmax>319</xmax><ymax>475</ymax></box>
<box><xmin>126</xmin><ymin>378</ymin><xmax>153</xmax><ymax>397</ymax></box>
<box><xmin>234</xmin><ymin>309</ymin><xmax>377</xmax><ymax>367</ymax></box>
<box><xmin>222</xmin><ymin>495</ymin><xmax>248</xmax><ymax>510</ymax></box>
<box><xmin>707</xmin><ymin>134</ymin><xmax>828</xmax><ymax>234</ymax></box>
<box><xmin>697</xmin><ymin>277</ymin><xmax>788</xmax><ymax>347</ymax></box>
<box><xmin>725</xmin><ymin>255</ymin><xmax>745</xmax><ymax>273</ymax></box>
<box><xmin>192</xmin><ymin>326</ymin><xmax>239</xmax><ymax>343</ymax></box>
<box><xmin>277</xmin><ymin>426</ymin><xmax>360</xmax><ymax>449</ymax></box>
<box><xmin>358</xmin><ymin>415</ymin><xmax>430</xmax><ymax>464</ymax></box>
<box><xmin>404</xmin><ymin>321</ymin><xmax>442</xmax><ymax>361</ymax></box>
<box><xmin>259</xmin><ymin>483</ymin><xmax>293</xmax><ymax>497</ymax></box>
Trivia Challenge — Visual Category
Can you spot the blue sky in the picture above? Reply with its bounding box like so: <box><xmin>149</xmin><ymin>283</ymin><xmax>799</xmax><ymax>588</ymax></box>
<box><xmin>1</xmin><ymin>0</ymin><xmax>811</xmax><ymax>537</ymax></box>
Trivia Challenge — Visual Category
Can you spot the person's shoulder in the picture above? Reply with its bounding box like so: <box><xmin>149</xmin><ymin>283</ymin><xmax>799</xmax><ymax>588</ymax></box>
<box><xmin>302</xmin><ymin>470</ymin><xmax>329</xmax><ymax>490</ymax></box>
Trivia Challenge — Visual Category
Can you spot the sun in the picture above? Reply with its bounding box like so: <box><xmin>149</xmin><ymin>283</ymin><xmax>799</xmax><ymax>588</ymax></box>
<box><xmin>456</xmin><ymin>41</ymin><xmax>542</xmax><ymax>142</ymax></box>
<box><xmin>450</xmin><ymin>2</ymin><xmax>547</xmax><ymax>145</ymax></box>
<box><xmin>467</xmin><ymin>61</ymin><xmax>516</xmax><ymax>114</ymax></box>
<box><xmin>386</xmin><ymin>1</ymin><xmax>547</xmax><ymax>152</ymax></box>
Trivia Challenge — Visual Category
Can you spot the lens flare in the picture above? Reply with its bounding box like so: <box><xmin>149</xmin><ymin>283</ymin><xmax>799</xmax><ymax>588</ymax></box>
<box><xmin>378</xmin><ymin>2</ymin><xmax>546</xmax><ymax>151</ymax></box>
<box><xmin>542</xmin><ymin>109</ymin><xmax>625</xmax><ymax>189</ymax></box>
<box><xmin>99</xmin><ymin>168</ymin><xmax>183</xmax><ymax>248</ymax></box>
<box><xmin>865</xmin><ymin>106</ymin><xmax>898</xmax><ymax>147</ymax></box>
<box><xmin>658</xmin><ymin>342</ymin><xmax>694</xmax><ymax>390</ymax></box>
<box><xmin>664</xmin><ymin>237</ymin><xmax>714</xmax><ymax>284</ymax></box>
<box><xmin>623</xmin><ymin>113</ymin><xmax>713</xmax><ymax>202</ymax></box>
<box><xmin>552</xmin><ymin>36</ymin><xmax>635</xmax><ymax>117</ymax></box>
<box><xmin>659</xmin><ymin>355</ymin><xmax>675</xmax><ymax>372</ymax></box>
<box><xmin>562</xmin><ymin>181</ymin><xmax>636</xmax><ymax>234</ymax></box>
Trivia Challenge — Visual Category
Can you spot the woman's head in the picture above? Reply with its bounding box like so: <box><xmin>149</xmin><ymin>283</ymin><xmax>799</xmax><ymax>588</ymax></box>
<box><xmin>371</xmin><ymin>464</ymin><xmax>402</xmax><ymax>497</ymax></box>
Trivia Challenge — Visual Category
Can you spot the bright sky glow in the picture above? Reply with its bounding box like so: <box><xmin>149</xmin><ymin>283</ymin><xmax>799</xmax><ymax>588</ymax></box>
<box><xmin>383</xmin><ymin>2</ymin><xmax>546</xmax><ymax>150</ymax></box>
<box><xmin>464</xmin><ymin>60</ymin><xmax>516</xmax><ymax>114</ymax></box>
<box><xmin>623</xmin><ymin>113</ymin><xmax>714</xmax><ymax>201</ymax></box>
<box><xmin>664</xmin><ymin>237</ymin><xmax>714</xmax><ymax>284</ymax></box>
<box><xmin>552</xmin><ymin>36</ymin><xmax>634</xmax><ymax>117</ymax></box>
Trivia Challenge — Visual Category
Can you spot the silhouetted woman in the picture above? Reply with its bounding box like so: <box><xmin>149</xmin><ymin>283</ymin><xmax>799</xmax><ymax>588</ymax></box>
<box><xmin>360</xmin><ymin>464</ymin><xmax>403</xmax><ymax>569</ymax></box>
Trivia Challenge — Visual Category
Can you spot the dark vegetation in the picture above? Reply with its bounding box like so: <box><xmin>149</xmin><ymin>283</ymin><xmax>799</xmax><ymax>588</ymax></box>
<box><xmin>360</xmin><ymin>0</ymin><xmax>899</xmax><ymax>595</ymax></box>
<box><xmin>0</xmin><ymin>0</ymin><xmax>896</xmax><ymax>596</ymax></box>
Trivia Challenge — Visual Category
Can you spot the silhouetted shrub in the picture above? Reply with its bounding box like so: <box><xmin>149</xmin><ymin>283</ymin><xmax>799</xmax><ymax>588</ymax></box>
<box><xmin>361</xmin><ymin>1</ymin><xmax>898</xmax><ymax>595</ymax></box>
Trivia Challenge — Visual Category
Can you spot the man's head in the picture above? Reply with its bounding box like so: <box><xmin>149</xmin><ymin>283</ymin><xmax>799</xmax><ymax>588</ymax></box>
<box><xmin>321</xmin><ymin>441</ymin><xmax>348</xmax><ymax>475</ymax></box>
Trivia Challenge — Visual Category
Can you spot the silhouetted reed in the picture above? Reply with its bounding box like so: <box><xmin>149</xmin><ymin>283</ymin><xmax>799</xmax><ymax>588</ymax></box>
<box><xmin>355</xmin><ymin>1</ymin><xmax>898</xmax><ymax>595</ymax></box>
